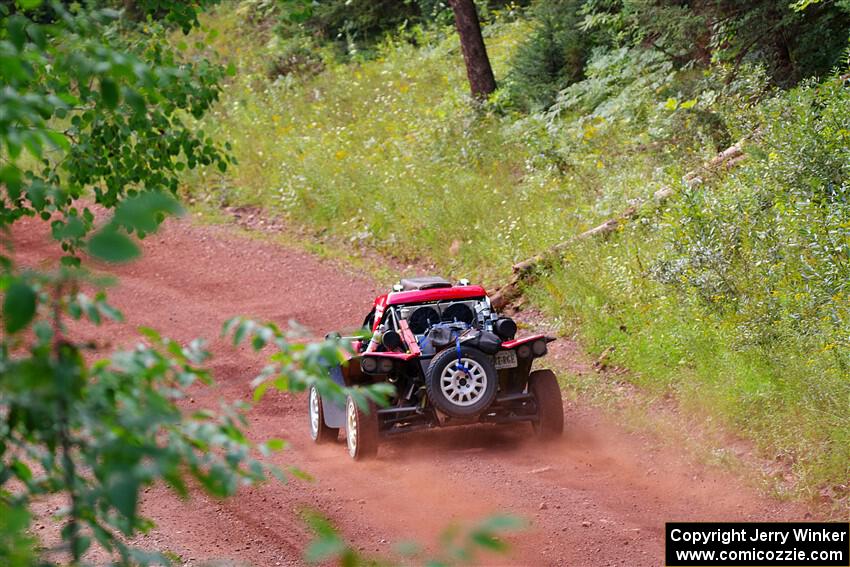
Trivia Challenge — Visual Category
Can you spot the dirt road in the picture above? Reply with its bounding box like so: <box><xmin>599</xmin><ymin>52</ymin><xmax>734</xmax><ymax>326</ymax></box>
<box><xmin>15</xmin><ymin>217</ymin><xmax>810</xmax><ymax>566</ymax></box>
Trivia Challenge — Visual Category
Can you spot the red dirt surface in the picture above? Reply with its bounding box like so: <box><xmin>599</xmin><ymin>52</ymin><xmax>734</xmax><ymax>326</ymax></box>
<box><xmin>14</xmin><ymin>217</ymin><xmax>811</xmax><ymax>566</ymax></box>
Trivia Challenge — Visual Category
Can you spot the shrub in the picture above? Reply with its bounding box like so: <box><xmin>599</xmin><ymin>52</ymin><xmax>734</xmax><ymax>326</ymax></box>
<box><xmin>579</xmin><ymin>0</ymin><xmax>850</xmax><ymax>85</ymax></box>
<box><xmin>504</xmin><ymin>0</ymin><xmax>590</xmax><ymax>111</ymax></box>
<box><xmin>659</xmin><ymin>75</ymin><xmax>850</xmax><ymax>356</ymax></box>
<box><xmin>265</xmin><ymin>35</ymin><xmax>325</xmax><ymax>79</ymax></box>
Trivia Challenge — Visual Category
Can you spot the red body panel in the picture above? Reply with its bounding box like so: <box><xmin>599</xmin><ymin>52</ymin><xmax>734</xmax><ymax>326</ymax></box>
<box><xmin>385</xmin><ymin>285</ymin><xmax>487</xmax><ymax>306</ymax></box>
<box><xmin>362</xmin><ymin>351</ymin><xmax>419</xmax><ymax>361</ymax></box>
<box><xmin>500</xmin><ymin>334</ymin><xmax>546</xmax><ymax>349</ymax></box>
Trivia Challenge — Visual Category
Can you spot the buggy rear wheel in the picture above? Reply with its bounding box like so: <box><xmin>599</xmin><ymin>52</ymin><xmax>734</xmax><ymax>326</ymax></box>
<box><xmin>345</xmin><ymin>394</ymin><xmax>379</xmax><ymax>460</ymax></box>
<box><xmin>529</xmin><ymin>369</ymin><xmax>564</xmax><ymax>439</ymax></box>
<box><xmin>308</xmin><ymin>385</ymin><xmax>339</xmax><ymax>444</ymax></box>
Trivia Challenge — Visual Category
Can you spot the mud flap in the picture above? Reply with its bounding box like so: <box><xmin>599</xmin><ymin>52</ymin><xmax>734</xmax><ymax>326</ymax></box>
<box><xmin>322</xmin><ymin>365</ymin><xmax>346</xmax><ymax>429</ymax></box>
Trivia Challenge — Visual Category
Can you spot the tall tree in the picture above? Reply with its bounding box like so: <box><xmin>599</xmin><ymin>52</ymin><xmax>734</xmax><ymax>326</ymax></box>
<box><xmin>449</xmin><ymin>0</ymin><xmax>496</xmax><ymax>99</ymax></box>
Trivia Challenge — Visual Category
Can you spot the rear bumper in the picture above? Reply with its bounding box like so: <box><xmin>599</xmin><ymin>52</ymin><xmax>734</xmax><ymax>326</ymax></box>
<box><xmin>377</xmin><ymin>392</ymin><xmax>538</xmax><ymax>436</ymax></box>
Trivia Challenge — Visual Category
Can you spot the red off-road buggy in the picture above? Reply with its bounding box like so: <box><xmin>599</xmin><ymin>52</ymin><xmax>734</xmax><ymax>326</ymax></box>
<box><xmin>308</xmin><ymin>277</ymin><xmax>564</xmax><ymax>459</ymax></box>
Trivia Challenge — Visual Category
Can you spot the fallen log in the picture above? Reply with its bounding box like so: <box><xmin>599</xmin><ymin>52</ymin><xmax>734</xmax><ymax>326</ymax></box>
<box><xmin>490</xmin><ymin>136</ymin><xmax>753</xmax><ymax>310</ymax></box>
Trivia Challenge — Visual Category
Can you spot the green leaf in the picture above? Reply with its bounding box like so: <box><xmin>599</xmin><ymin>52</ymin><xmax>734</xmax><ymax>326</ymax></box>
<box><xmin>97</xmin><ymin>300</ymin><xmax>124</xmax><ymax>322</ymax></box>
<box><xmin>0</xmin><ymin>165</ymin><xmax>23</xmax><ymax>200</ymax></box>
<box><xmin>305</xmin><ymin>537</ymin><xmax>347</xmax><ymax>563</ymax></box>
<box><xmin>108</xmin><ymin>477</ymin><xmax>139</xmax><ymax>519</ymax></box>
<box><xmin>233</xmin><ymin>319</ymin><xmax>254</xmax><ymax>346</ymax></box>
<box><xmin>11</xmin><ymin>460</ymin><xmax>33</xmax><ymax>482</ymax></box>
<box><xmin>791</xmin><ymin>0</ymin><xmax>823</xmax><ymax>10</ymax></box>
<box><xmin>138</xmin><ymin>326</ymin><xmax>162</xmax><ymax>342</ymax></box>
<box><xmin>286</xmin><ymin>466</ymin><xmax>313</xmax><ymax>482</ymax></box>
<box><xmin>470</xmin><ymin>531</ymin><xmax>507</xmax><ymax>551</ymax></box>
<box><xmin>114</xmin><ymin>190</ymin><xmax>183</xmax><ymax>234</ymax></box>
<box><xmin>18</xmin><ymin>0</ymin><xmax>43</xmax><ymax>9</ymax></box>
<box><xmin>100</xmin><ymin>78</ymin><xmax>120</xmax><ymax>109</ymax></box>
<box><xmin>124</xmin><ymin>88</ymin><xmax>146</xmax><ymax>115</ymax></box>
<box><xmin>73</xmin><ymin>535</ymin><xmax>92</xmax><ymax>558</ymax></box>
<box><xmin>53</xmin><ymin>217</ymin><xmax>86</xmax><ymax>240</ymax></box>
<box><xmin>26</xmin><ymin>180</ymin><xmax>47</xmax><ymax>210</ymax></box>
<box><xmin>252</xmin><ymin>332</ymin><xmax>267</xmax><ymax>350</ymax></box>
<box><xmin>26</xmin><ymin>21</ymin><xmax>45</xmax><ymax>48</ymax></box>
<box><xmin>7</xmin><ymin>15</ymin><xmax>27</xmax><ymax>50</ymax></box>
<box><xmin>3</xmin><ymin>280</ymin><xmax>36</xmax><ymax>333</ymax></box>
<box><xmin>21</xmin><ymin>132</ymin><xmax>42</xmax><ymax>159</ymax></box>
<box><xmin>87</xmin><ymin>227</ymin><xmax>140</xmax><ymax>263</ymax></box>
<box><xmin>44</xmin><ymin>130</ymin><xmax>71</xmax><ymax>151</ymax></box>
<box><xmin>253</xmin><ymin>381</ymin><xmax>271</xmax><ymax>402</ymax></box>
<box><xmin>264</xmin><ymin>438</ymin><xmax>287</xmax><ymax>452</ymax></box>
<box><xmin>60</xmin><ymin>256</ymin><xmax>82</xmax><ymax>267</ymax></box>
<box><xmin>475</xmin><ymin>515</ymin><xmax>525</xmax><ymax>532</ymax></box>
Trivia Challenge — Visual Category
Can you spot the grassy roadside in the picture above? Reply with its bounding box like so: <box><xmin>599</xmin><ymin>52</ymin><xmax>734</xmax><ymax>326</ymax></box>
<box><xmin>180</xmin><ymin>3</ymin><xmax>849</xmax><ymax>509</ymax></box>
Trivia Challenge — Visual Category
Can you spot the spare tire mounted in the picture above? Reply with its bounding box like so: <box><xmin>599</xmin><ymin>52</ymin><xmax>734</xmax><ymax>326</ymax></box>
<box><xmin>425</xmin><ymin>345</ymin><xmax>497</xmax><ymax>418</ymax></box>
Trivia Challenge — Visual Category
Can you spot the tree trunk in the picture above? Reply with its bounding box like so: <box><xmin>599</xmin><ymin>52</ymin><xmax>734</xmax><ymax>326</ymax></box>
<box><xmin>123</xmin><ymin>0</ymin><xmax>141</xmax><ymax>21</ymax></box>
<box><xmin>449</xmin><ymin>0</ymin><xmax>497</xmax><ymax>99</ymax></box>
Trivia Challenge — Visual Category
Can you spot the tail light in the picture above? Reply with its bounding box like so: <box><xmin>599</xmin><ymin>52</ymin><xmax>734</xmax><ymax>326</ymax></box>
<box><xmin>361</xmin><ymin>357</ymin><xmax>378</xmax><ymax>373</ymax></box>
<box><xmin>517</xmin><ymin>344</ymin><xmax>532</xmax><ymax>359</ymax></box>
<box><xmin>532</xmin><ymin>339</ymin><xmax>547</xmax><ymax>356</ymax></box>
<box><xmin>360</xmin><ymin>356</ymin><xmax>394</xmax><ymax>375</ymax></box>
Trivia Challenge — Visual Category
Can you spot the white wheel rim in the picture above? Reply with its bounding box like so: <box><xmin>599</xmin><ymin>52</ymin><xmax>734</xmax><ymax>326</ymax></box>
<box><xmin>440</xmin><ymin>358</ymin><xmax>488</xmax><ymax>407</ymax></box>
<box><xmin>346</xmin><ymin>398</ymin><xmax>357</xmax><ymax>457</ymax></box>
<box><xmin>309</xmin><ymin>387</ymin><xmax>320</xmax><ymax>439</ymax></box>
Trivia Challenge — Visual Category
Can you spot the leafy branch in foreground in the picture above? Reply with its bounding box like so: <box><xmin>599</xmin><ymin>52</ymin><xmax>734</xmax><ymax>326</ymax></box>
<box><xmin>1</xmin><ymin>0</ymin><xmax>230</xmax><ymax>264</ymax></box>
<box><xmin>1</xmin><ymin>1</ymin><xmax>256</xmax><ymax>562</ymax></box>
<box><xmin>0</xmin><ymin>269</ymin><xmax>392</xmax><ymax>565</ymax></box>
<box><xmin>1</xmin><ymin>271</ymin><xmax>265</xmax><ymax>564</ymax></box>
<box><xmin>224</xmin><ymin>317</ymin><xmax>395</xmax><ymax>407</ymax></box>
<box><xmin>303</xmin><ymin>511</ymin><xmax>525</xmax><ymax>567</ymax></box>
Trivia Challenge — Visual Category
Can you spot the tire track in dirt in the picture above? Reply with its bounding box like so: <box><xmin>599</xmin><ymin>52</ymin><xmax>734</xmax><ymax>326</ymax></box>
<box><xmin>13</xmin><ymin>217</ymin><xmax>811</xmax><ymax>566</ymax></box>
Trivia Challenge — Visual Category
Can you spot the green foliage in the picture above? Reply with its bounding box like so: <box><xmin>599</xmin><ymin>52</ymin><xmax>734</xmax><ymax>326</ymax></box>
<box><xmin>305</xmin><ymin>0</ymin><xmax>423</xmax><ymax>48</ymax></box>
<box><xmin>578</xmin><ymin>0</ymin><xmax>711</xmax><ymax>65</ymax></box>
<box><xmin>223</xmin><ymin>317</ymin><xmax>396</xmax><ymax>405</ymax></box>
<box><xmin>1</xmin><ymin>291</ymin><xmax>270</xmax><ymax>561</ymax></box>
<box><xmin>578</xmin><ymin>0</ymin><xmax>850</xmax><ymax>84</ymax></box>
<box><xmin>657</xmin><ymin>78</ymin><xmax>850</xmax><ymax>341</ymax></box>
<box><xmin>532</xmin><ymin>75</ymin><xmax>850</xmax><ymax>491</ymax></box>
<box><xmin>118</xmin><ymin>0</ymin><xmax>224</xmax><ymax>33</ymax></box>
<box><xmin>506</xmin><ymin>0</ymin><xmax>849</xmax><ymax>113</ymax></box>
<box><xmin>504</xmin><ymin>0</ymin><xmax>589</xmax><ymax>111</ymax></box>
<box><xmin>188</xmin><ymin>16</ymin><xmax>547</xmax><ymax>281</ymax></box>
<box><xmin>0</xmin><ymin>1</ymin><xmax>231</xmax><ymax>262</ymax></box>
<box><xmin>0</xmin><ymin>500</ymin><xmax>37</xmax><ymax>567</ymax></box>
<box><xmin>245</xmin><ymin>0</ymin><xmax>429</xmax><ymax>60</ymax></box>
<box><xmin>707</xmin><ymin>0</ymin><xmax>850</xmax><ymax>85</ymax></box>
<box><xmin>0</xmin><ymin>269</ymin><xmax>372</xmax><ymax>564</ymax></box>
<box><xmin>303</xmin><ymin>510</ymin><xmax>525</xmax><ymax>566</ymax></box>
<box><xmin>263</xmin><ymin>34</ymin><xmax>326</xmax><ymax>80</ymax></box>
<box><xmin>242</xmin><ymin>0</ymin><xmax>528</xmax><ymax>60</ymax></box>
<box><xmin>2</xmin><ymin>280</ymin><xmax>36</xmax><ymax>333</ymax></box>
